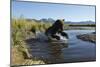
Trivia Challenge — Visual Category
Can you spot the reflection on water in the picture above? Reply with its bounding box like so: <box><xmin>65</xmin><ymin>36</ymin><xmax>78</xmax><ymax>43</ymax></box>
<box><xmin>48</xmin><ymin>42</ymin><xmax>65</xmax><ymax>63</ymax></box>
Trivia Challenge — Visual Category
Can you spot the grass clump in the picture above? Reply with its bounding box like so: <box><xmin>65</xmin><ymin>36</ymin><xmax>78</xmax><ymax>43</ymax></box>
<box><xmin>11</xmin><ymin>18</ymin><xmax>49</xmax><ymax>66</ymax></box>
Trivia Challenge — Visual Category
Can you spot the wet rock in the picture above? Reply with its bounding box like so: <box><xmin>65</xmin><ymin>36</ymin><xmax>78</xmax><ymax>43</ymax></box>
<box><xmin>77</xmin><ymin>33</ymin><xmax>96</xmax><ymax>43</ymax></box>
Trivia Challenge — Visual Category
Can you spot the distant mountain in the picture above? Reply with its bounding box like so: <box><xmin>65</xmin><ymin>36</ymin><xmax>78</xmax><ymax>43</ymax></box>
<box><xmin>40</xmin><ymin>19</ymin><xmax>95</xmax><ymax>25</ymax></box>
<box><xmin>25</xmin><ymin>18</ymin><xmax>95</xmax><ymax>25</ymax></box>
<box><xmin>26</xmin><ymin>19</ymin><xmax>41</xmax><ymax>23</ymax></box>
<box><xmin>40</xmin><ymin>18</ymin><xmax>55</xmax><ymax>23</ymax></box>
<box><xmin>65</xmin><ymin>21</ymin><xmax>95</xmax><ymax>25</ymax></box>
<box><xmin>48</xmin><ymin>18</ymin><xmax>55</xmax><ymax>23</ymax></box>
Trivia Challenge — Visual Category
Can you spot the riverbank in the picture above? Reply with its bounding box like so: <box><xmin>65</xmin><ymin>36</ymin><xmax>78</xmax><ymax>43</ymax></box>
<box><xmin>76</xmin><ymin>32</ymin><xmax>96</xmax><ymax>43</ymax></box>
<box><xmin>11</xmin><ymin>45</ymin><xmax>45</xmax><ymax>66</ymax></box>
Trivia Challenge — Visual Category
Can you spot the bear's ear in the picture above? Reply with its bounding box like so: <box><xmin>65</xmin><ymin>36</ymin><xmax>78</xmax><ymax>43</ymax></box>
<box><xmin>62</xmin><ymin>19</ymin><xmax>65</xmax><ymax>21</ymax></box>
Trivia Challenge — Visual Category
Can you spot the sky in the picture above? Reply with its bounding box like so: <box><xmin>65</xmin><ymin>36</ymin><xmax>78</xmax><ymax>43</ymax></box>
<box><xmin>12</xmin><ymin>1</ymin><xmax>95</xmax><ymax>22</ymax></box>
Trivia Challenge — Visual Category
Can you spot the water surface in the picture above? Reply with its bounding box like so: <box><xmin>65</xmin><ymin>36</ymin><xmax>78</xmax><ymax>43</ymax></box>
<box><xmin>61</xmin><ymin>30</ymin><xmax>96</xmax><ymax>63</ymax></box>
<box><xmin>26</xmin><ymin>30</ymin><xmax>96</xmax><ymax>64</ymax></box>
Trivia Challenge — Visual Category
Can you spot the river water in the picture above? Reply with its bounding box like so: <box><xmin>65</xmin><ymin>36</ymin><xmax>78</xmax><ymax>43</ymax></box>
<box><xmin>61</xmin><ymin>30</ymin><xmax>96</xmax><ymax>63</ymax></box>
<box><xmin>26</xmin><ymin>30</ymin><xmax>96</xmax><ymax>64</ymax></box>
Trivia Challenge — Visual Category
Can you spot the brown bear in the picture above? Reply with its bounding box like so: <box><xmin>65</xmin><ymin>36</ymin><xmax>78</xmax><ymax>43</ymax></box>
<box><xmin>45</xmin><ymin>19</ymin><xmax>68</xmax><ymax>40</ymax></box>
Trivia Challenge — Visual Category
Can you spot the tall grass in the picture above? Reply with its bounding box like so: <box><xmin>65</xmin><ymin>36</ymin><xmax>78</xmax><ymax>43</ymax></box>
<box><xmin>11</xmin><ymin>18</ymin><xmax>52</xmax><ymax>65</ymax></box>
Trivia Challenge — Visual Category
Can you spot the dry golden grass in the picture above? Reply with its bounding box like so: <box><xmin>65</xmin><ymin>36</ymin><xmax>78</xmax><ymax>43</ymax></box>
<box><xmin>11</xmin><ymin>46</ymin><xmax>45</xmax><ymax>66</ymax></box>
<box><xmin>11</xmin><ymin>18</ymin><xmax>49</xmax><ymax>66</ymax></box>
